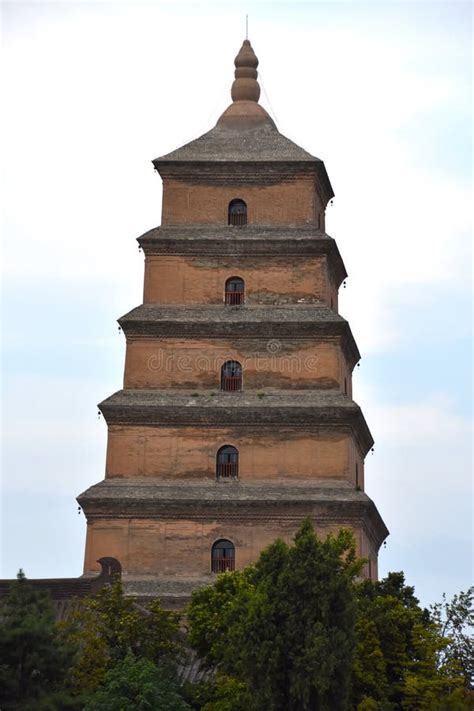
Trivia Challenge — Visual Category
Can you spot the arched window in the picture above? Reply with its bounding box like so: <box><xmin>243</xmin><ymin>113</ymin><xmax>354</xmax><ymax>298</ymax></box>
<box><xmin>211</xmin><ymin>539</ymin><xmax>235</xmax><ymax>573</ymax></box>
<box><xmin>225</xmin><ymin>276</ymin><xmax>245</xmax><ymax>306</ymax></box>
<box><xmin>220</xmin><ymin>360</ymin><xmax>242</xmax><ymax>392</ymax></box>
<box><xmin>216</xmin><ymin>445</ymin><xmax>238</xmax><ymax>480</ymax></box>
<box><xmin>228</xmin><ymin>199</ymin><xmax>247</xmax><ymax>226</ymax></box>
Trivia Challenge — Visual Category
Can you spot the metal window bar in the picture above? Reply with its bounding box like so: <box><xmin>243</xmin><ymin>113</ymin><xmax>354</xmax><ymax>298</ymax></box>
<box><xmin>211</xmin><ymin>556</ymin><xmax>235</xmax><ymax>573</ymax></box>
<box><xmin>229</xmin><ymin>210</ymin><xmax>247</xmax><ymax>226</ymax></box>
<box><xmin>225</xmin><ymin>290</ymin><xmax>244</xmax><ymax>306</ymax></box>
<box><xmin>221</xmin><ymin>375</ymin><xmax>242</xmax><ymax>392</ymax></box>
<box><xmin>216</xmin><ymin>461</ymin><xmax>238</xmax><ymax>479</ymax></box>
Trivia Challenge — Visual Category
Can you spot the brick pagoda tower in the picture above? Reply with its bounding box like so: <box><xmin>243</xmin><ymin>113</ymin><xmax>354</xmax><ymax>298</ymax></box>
<box><xmin>78</xmin><ymin>39</ymin><xmax>388</xmax><ymax>606</ymax></box>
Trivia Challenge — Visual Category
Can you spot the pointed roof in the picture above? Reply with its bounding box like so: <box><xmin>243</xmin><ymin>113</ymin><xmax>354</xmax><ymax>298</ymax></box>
<box><xmin>154</xmin><ymin>39</ymin><xmax>333</xmax><ymax>187</ymax></box>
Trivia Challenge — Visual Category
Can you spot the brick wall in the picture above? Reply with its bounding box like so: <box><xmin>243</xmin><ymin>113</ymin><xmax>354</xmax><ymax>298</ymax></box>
<box><xmin>83</xmin><ymin>518</ymin><xmax>371</xmax><ymax>578</ymax></box>
<box><xmin>123</xmin><ymin>337</ymin><xmax>348</xmax><ymax>391</ymax></box>
<box><xmin>161</xmin><ymin>177</ymin><xmax>320</xmax><ymax>225</ymax></box>
<box><xmin>143</xmin><ymin>254</ymin><xmax>330</xmax><ymax>305</ymax></box>
<box><xmin>104</xmin><ymin>425</ymin><xmax>351</xmax><ymax>480</ymax></box>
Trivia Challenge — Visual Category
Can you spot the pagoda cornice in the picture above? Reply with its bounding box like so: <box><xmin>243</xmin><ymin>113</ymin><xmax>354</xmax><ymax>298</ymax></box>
<box><xmin>98</xmin><ymin>388</ymin><xmax>374</xmax><ymax>456</ymax></box>
<box><xmin>78</xmin><ymin>480</ymin><xmax>388</xmax><ymax>549</ymax></box>
<box><xmin>138</xmin><ymin>225</ymin><xmax>347</xmax><ymax>286</ymax></box>
<box><xmin>155</xmin><ymin>159</ymin><xmax>332</xmax><ymax>195</ymax></box>
<box><xmin>118</xmin><ymin>304</ymin><xmax>360</xmax><ymax>368</ymax></box>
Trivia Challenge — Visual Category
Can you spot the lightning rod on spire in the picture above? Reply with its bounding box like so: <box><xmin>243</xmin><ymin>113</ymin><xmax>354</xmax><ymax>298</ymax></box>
<box><xmin>246</xmin><ymin>14</ymin><xmax>248</xmax><ymax>40</ymax></box>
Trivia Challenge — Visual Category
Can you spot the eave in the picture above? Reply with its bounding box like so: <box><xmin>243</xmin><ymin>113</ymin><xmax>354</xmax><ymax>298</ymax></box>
<box><xmin>118</xmin><ymin>304</ymin><xmax>361</xmax><ymax>369</ymax></box>
<box><xmin>98</xmin><ymin>388</ymin><xmax>374</xmax><ymax>457</ymax></box>
<box><xmin>137</xmin><ymin>225</ymin><xmax>347</xmax><ymax>287</ymax></box>
<box><xmin>78</xmin><ymin>480</ymin><xmax>388</xmax><ymax>550</ymax></box>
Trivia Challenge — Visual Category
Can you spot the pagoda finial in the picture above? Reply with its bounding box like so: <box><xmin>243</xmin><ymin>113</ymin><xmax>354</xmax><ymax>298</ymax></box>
<box><xmin>216</xmin><ymin>39</ymin><xmax>274</xmax><ymax>127</ymax></box>
<box><xmin>231</xmin><ymin>39</ymin><xmax>260</xmax><ymax>103</ymax></box>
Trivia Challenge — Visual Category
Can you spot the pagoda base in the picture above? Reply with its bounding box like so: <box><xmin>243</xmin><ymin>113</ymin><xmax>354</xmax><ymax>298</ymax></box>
<box><xmin>78</xmin><ymin>478</ymin><xmax>388</xmax><ymax>605</ymax></box>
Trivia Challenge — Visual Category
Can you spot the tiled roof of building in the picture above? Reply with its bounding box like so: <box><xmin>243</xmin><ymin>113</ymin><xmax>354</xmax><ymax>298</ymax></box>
<box><xmin>79</xmin><ymin>478</ymin><xmax>373</xmax><ymax>504</ymax></box>
<box><xmin>156</xmin><ymin>121</ymin><xmax>320</xmax><ymax>164</ymax></box>
<box><xmin>120</xmin><ymin>303</ymin><xmax>347</xmax><ymax>325</ymax></box>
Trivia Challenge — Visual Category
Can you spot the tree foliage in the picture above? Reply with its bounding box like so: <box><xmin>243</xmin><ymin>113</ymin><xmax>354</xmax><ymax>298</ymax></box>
<box><xmin>188</xmin><ymin>520</ymin><xmax>363</xmax><ymax>711</ymax></box>
<box><xmin>353</xmin><ymin>573</ymin><xmax>470</xmax><ymax>710</ymax></box>
<box><xmin>431</xmin><ymin>586</ymin><xmax>474</xmax><ymax>691</ymax></box>
<box><xmin>83</xmin><ymin>652</ymin><xmax>191</xmax><ymax>710</ymax></box>
<box><xmin>3</xmin><ymin>545</ymin><xmax>472</xmax><ymax>711</ymax></box>
<box><xmin>181</xmin><ymin>674</ymin><xmax>248</xmax><ymax>711</ymax></box>
<box><xmin>188</xmin><ymin>532</ymin><xmax>472</xmax><ymax>711</ymax></box>
<box><xmin>0</xmin><ymin>570</ymin><xmax>78</xmax><ymax>710</ymax></box>
<box><xmin>63</xmin><ymin>576</ymin><xmax>183</xmax><ymax>694</ymax></box>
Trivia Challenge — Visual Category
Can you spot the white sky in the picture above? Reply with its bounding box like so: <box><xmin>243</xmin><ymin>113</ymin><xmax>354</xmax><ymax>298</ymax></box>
<box><xmin>1</xmin><ymin>0</ymin><xmax>472</xmax><ymax>607</ymax></box>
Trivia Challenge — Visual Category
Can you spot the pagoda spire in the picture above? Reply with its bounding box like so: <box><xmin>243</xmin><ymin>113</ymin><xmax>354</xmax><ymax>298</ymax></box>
<box><xmin>217</xmin><ymin>39</ymin><xmax>274</xmax><ymax>128</ymax></box>
<box><xmin>231</xmin><ymin>39</ymin><xmax>260</xmax><ymax>103</ymax></box>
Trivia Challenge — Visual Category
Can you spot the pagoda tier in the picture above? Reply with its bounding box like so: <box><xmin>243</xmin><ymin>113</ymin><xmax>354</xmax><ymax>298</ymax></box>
<box><xmin>139</xmin><ymin>226</ymin><xmax>345</xmax><ymax>281</ymax></box>
<box><xmin>96</xmin><ymin>389</ymin><xmax>371</xmax><ymax>450</ymax></box>
<box><xmin>139</xmin><ymin>227</ymin><xmax>345</xmax><ymax>308</ymax></box>
<box><xmin>118</xmin><ymin>305</ymin><xmax>359</xmax><ymax>394</ymax></box>
<box><xmin>78</xmin><ymin>39</ymin><xmax>388</xmax><ymax>603</ymax></box>
<box><xmin>119</xmin><ymin>304</ymin><xmax>358</xmax><ymax>347</ymax></box>
<box><xmin>78</xmin><ymin>479</ymin><xmax>387</xmax><ymax>608</ymax></box>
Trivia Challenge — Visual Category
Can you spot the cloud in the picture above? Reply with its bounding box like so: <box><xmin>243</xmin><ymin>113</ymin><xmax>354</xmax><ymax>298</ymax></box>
<box><xmin>362</xmin><ymin>391</ymin><xmax>472</xmax><ymax>603</ymax></box>
<box><xmin>1</xmin><ymin>373</ymin><xmax>110</xmax><ymax>495</ymax></box>
<box><xmin>367</xmin><ymin>397</ymin><xmax>471</xmax><ymax>448</ymax></box>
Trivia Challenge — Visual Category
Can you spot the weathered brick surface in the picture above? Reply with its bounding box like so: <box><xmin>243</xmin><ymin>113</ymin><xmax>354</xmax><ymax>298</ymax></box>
<box><xmin>83</xmin><ymin>517</ymin><xmax>378</xmax><ymax>581</ymax></box>
<box><xmin>123</xmin><ymin>337</ymin><xmax>348</xmax><ymax>391</ymax></box>
<box><xmin>137</xmin><ymin>226</ymin><xmax>347</xmax><ymax>290</ymax></box>
<box><xmin>161</xmin><ymin>177</ymin><xmax>320</xmax><ymax>226</ymax></box>
<box><xmin>143</xmin><ymin>254</ymin><xmax>335</xmax><ymax>305</ymax></box>
<box><xmin>104</xmin><ymin>425</ymin><xmax>351</xmax><ymax>480</ymax></box>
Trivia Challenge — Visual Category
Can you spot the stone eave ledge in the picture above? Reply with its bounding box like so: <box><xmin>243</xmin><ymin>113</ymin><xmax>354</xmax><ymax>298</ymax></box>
<box><xmin>98</xmin><ymin>389</ymin><xmax>374</xmax><ymax>456</ymax></box>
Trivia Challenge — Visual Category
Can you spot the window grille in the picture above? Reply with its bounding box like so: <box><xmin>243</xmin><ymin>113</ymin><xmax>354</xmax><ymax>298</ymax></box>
<box><xmin>225</xmin><ymin>277</ymin><xmax>245</xmax><ymax>306</ymax></box>
<box><xmin>216</xmin><ymin>445</ymin><xmax>239</xmax><ymax>480</ymax></box>
<box><xmin>211</xmin><ymin>539</ymin><xmax>235</xmax><ymax>573</ymax></box>
<box><xmin>221</xmin><ymin>360</ymin><xmax>242</xmax><ymax>392</ymax></box>
<box><xmin>228</xmin><ymin>199</ymin><xmax>247</xmax><ymax>226</ymax></box>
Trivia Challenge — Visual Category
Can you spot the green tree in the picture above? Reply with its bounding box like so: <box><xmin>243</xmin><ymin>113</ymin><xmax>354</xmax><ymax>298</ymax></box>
<box><xmin>353</xmin><ymin>573</ymin><xmax>421</xmax><ymax>708</ymax></box>
<box><xmin>352</xmin><ymin>615</ymin><xmax>391</xmax><ymax>710</ymax></box>
<box><xmin>64</xmin><ymin>576</ymin><xmax>183</xmax><ymax>694</ymax></box>
<box><xmin>0</xmin><ymin>569</ymin><xmax>78</xmax><ymax>710</ymax></box>
<box><xmin>188</xmin><ymin>520</ymin><xmax>363</xmax><ymax>711</ymax></box>
<box><xmin>196</xmin><ymin>675</ymin><xmax>249</xmax><ymax>711</ymax></box>
<box><xmin>353</xmin><ymin>573</ymin><xmax>469</xmax><ymax>710</ymax></box>
<box><xmin>83</xmin><ymin>651</ymin><xmax>192</xmax><ymax>710</ymax></box>
<box><xmin>431</xmin><ymin>586</ymin><xmax>474</xmax><ymax>692</ymax></box>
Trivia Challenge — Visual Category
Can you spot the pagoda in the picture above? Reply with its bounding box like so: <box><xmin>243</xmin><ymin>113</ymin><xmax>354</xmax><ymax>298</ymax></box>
<box><xmin>78</xmin><ymin>39</ymin><xmax>388</xmax><ymax>606</ymax></box>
